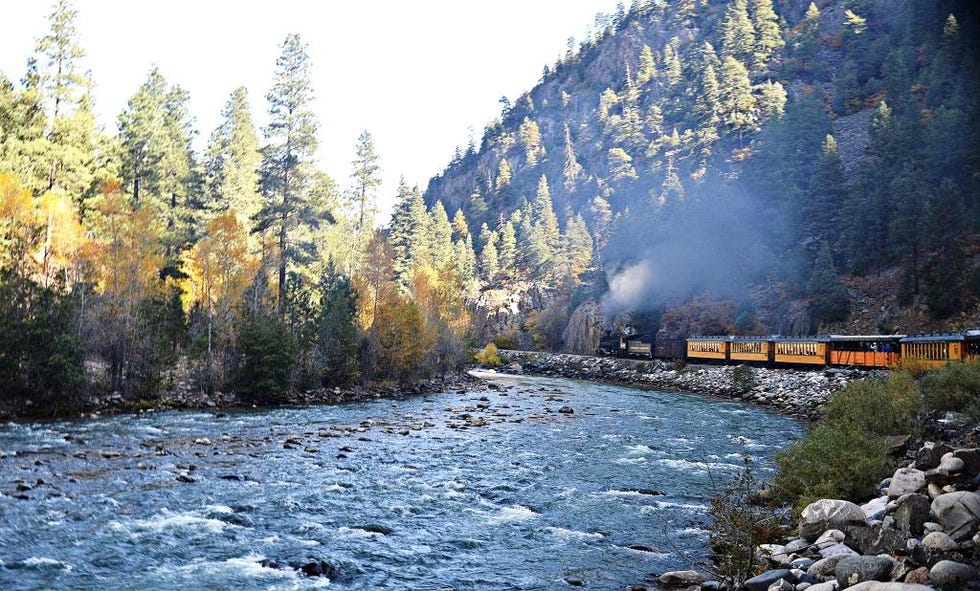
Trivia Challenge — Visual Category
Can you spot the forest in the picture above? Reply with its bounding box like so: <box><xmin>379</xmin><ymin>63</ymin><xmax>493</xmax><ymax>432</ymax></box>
<box><xmin>2</xmin><ymin>0</ymin><xmax>979</xmax><ymax>413</ymax></box>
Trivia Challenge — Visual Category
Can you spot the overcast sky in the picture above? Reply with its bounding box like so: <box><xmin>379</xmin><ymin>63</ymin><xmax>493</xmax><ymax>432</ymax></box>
<box><xmin>1</xmin><ymin>0</ymin><xmax>623</xmax><ymax>223</ymax></box>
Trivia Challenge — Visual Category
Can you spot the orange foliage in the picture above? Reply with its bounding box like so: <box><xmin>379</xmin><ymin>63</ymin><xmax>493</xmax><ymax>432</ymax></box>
<box><xmin>180</xmin><ymin>211</ymin><xmax>259</xmax><ymax>319</ymax></box>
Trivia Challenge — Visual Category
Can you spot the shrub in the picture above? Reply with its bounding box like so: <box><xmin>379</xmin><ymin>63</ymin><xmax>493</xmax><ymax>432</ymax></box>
<box><xmin>922</xmin><ymin>360</ymin><xmax>980</xmax><ymax>423</ymax></box>
<box><xmin>822</xmin><ymin>373</ymin><xmax>922</xmax><ymax>436</ymax></box>
<box><xmin>771</xmin><ymin>421</ymin><xmax>891</xmax><ymax>509</ymax></box>
<box><xmin>709</xmin><ymin>457</ymin><xmax>784</xmax><ymax>586</ymax></box>
<box><xmin>731</xmin><ymin>365</ymin><xmax>756</xmax><ymax>393</ymax></box>
<box><xmin>474</xmin><ymin>343</ymin><xmax>502</xmax><ymax>367</ymax></box>
<box><xmin>237</xmin><ymin>314</ymin><xmax>297</xmax><ymax>405</ymax></box>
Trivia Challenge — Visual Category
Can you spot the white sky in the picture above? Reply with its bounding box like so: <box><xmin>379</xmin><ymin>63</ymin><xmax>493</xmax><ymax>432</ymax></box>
<box><xmin>0</xmin><ymin>0</ymin><xmax>623</xmax><ymax>224</ymax></box>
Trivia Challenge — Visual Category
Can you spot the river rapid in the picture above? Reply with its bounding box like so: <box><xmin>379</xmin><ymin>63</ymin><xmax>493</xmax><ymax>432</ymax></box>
<box><xmin>0</xmin><ymin>373</ymin><xmax>801</xmax><ymax>590</ymax></box>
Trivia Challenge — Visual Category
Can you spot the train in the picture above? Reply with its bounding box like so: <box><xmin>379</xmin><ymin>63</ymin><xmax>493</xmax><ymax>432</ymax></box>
<box><xmin>597</xmin><ymin>329</ymin><xmax>980</xmax><ymax>369</ymax></box>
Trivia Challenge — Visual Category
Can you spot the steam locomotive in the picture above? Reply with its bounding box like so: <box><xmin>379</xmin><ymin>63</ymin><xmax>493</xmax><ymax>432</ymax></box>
<box><xmin>597</xmin><ymin>329</ymin><xmax>980</xmax><ymax>369</ymax></box>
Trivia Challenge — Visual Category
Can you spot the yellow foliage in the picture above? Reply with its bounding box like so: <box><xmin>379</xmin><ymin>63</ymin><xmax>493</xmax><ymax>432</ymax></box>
<box><xmin>0</xmin><ymin>172</ymin><xmax>88</xmax><ymax>288</ymax></box>
<box><xmin>180</xmin><ymin>211</ymin><xmax>259</xmax><ymax>319</ymax></box>
<box><xmin>86</xmin><ymin>181</ymin><xmax>164</xmax><ymax>304</ymax></box>
<box><xmin>474</xmin><ymin>343</ymin><xmax>501</xmax><ymax>366</ymax></box>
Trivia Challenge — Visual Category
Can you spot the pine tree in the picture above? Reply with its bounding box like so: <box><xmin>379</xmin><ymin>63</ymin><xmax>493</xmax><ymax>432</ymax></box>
<box><xmin>561</xmin><ymin>123</ymin><xmax>583</xmax><ymax>193</ymax></box>
<box><xmin>518</xmin><ymin>117</ymin><xmax>545</xmax><ymax>166</ymax></box>
<box><xmin>808</xmin><ymin>243</ymin><xmax>849</xmax><ymax>327</ymax></box>
<box><xmin>117</xmin><ymin>67</ymin><xmax>197</xmax><ymax>255</ymax></box>
<box><xmin>803</xmin><ymin>135</ymin><xmax>848</xmax><ymax>253</ymax></box>
<box><xmin>479</xmin><ymin>229</ymin><xmax>499</xmax><ymax>282</ymax></box>
<box><xmin>637</xmin><ymin>44</ymin><xmax>655</xmax><ymax>85</ymax></box>
<box><xmin>563</xmin><ymin>214</ymin><xmax>594</xmax><ymax>278</ymax></box>
<box><xmin>429</xmin><ymin>200</ymin><xmax>453</xmax><ymax>270</ymax></box>
<box><xmin>388</xmin><ymin>179</ymin><xmax>432</xmax><ymax>287</ymax></box>
<box><xmin>498</xmin><ymin>219</ymin><xmax>517</xmax><ymax>275</ymax></box>
<box><xmin>350</xmin><ymin>129</ymin><xmax>381</xmax><ymax>231</ymax></box>
<box><xmin>203</xmin><ymin>87</ymin><xmax>261</xmax><ymax>225</ymax></box>
<box><xmin>720</xmin><ymin>0</ymin><xmax>755</xmax><ymax>64</ymax></box>
<box><xmin>35</xmin><ymin>0</ymin><xmax>97</xmax><ymax>196</ymax></box>
<box><xmin>749</xmin><ymin>0</ymin><xmax>784</xmax><ymax>76</ymax></box>
<box><xmin>257</xmin><ymin>34</ymin><xmax>321</xmax><ymax>314</ymax></box>
<box><xmin>718</xmin><ymin>56</ymin><xmax>757</xmax><ymax>139</ymax></box>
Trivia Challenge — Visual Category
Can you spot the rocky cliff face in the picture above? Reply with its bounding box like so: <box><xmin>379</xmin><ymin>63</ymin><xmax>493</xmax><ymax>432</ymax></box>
<box><xmin>470</xmin><ymin>282</ymin><xmax>556</xmax><ymax>346</ymax></box>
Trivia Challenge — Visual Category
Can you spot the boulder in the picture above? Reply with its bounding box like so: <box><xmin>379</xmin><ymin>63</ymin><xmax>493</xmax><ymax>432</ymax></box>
<box><xmin>887</xmin><ymin>468</ymin><xmax>926</xmax><ymax>499</ymax></box>
<box><xmin>745</xmin><ymin>569</ymin><xmax>796</xmax><ymax>591</ymax></box>
<box><xmin>809</xmin><ymin>555</ymin><xmax>848</xmax><ymax>579</ymax></box>
<box><xmin>768</xmin><ymin>578</ymin><xmax>795</xmax><ymax>591</ymax></box>
<box><xmin>861</xmin><ymin>496</ymin><xmax>889</xmax><ymax>521</ymax></box>
<box><xmin>921</xmin><ymin>531</ymin><xmax>957</xmax><ymax>553</ymax></box>
<box><xmin>843</xmin><ymin>584</ymin><xmax>933</xmax><ymax>591</ymax></box>
<box><xmin>929</xmin><ymin>560</ymin><xmax>978</xmax><ymax>590</ymax></box>
<box><xmin>805</xmin><ymin>582</ymin><xmax>840</xmax><ymax>591</ymax></box>
<box><xmin>835</xmin><ymin>556</ymin><xmax>894</xmax><ymax>588</ymax></box>
<box><xmin>800</xmin><ymin>500</ymin><xmax>868</xmax><ymax>541</ymax></box>
<box><xmin>915</xmin><ymin>442</ymin><xmax>952</xmax><ymax>471</ymax></box>
<box><xmin>930</xmin><ymin>491</ymin><xmax>980</xmax><ymax>541</ymax></box>
<box><xmin>816</xmin><ymin>529</ymin><xmax>847</xmax><ymax>547</ymax></box>
<box><xmin>820</xmin><ymin>543</ymin><xmax>860</xmax><ymax>559</ymax></box>
<box><xmin>657</xmin><ymin>570</ymin><xmax>704</xmax><ymax>588</ymax></box>
<box><xmin>953</xmin><ymin>448</ymin><xmax>980</xmax><ymax>476</ymax></box>
<box><xmin>893</xmin><ymin>494</ymin><xmax>931</xmax><ymax>536</ymax></box>
<box><xmin>846</xmin><ymin>524</ymin><xmax>909</xmax><ymax>555</ymax></box>
<box><xmin>903</xmin><ymin>567</ymin><xmax>930</xmax><ymax>585</ymax></box>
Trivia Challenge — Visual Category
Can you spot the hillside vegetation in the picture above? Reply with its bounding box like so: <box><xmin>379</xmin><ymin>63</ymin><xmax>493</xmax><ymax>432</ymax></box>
<box><xmin>423</xmin><ymin>0</ymin><xmax>980</xmax><ymax>343</ymax></box>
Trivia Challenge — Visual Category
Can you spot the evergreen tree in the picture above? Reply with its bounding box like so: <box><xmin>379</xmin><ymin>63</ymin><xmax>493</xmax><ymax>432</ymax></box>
<box><xmin>561</xmin><ymin>123</ymin><xmax>583</xmax><ymax>193</ymax></box>
<box><xmin>749</xmin><ymin>0</ymin><xmax>784</xmax><ymax>76</ymax></box>
<box><xmin>350</xmin><ymin>129</ymin><xmax>381</xmax><ymax>231</ymax></box>
<box><xmin>637</xmin><ymin>44</ymin><xmax>655</xmax><ymax>85</ymax></box>
<box><xmin>720</xmin><ymin>0</ymin><xmax>755</xmax><ymax>64</ymax></box>
<box><xmin>479</xmin><ymin>229</ymin><xmax>499</xmax><ymax>282</ymax></box>
<box><xmin>316</xmin><ymin>268</ymin><xmax>360</xmax><ymax>386</ymax></box>
<box><xmin>429</xmin><ymin>200</ymin><xmax>453</xmax><ymax>270</ymax></box>
<box><xmin>118</xmin><ymin>67</ymin><xmax>197</xmax><ymax>255</ymax></box>
<box><xmin>518</xmin><ymin>117</ymin><xmax>545</xmax><ymax>166</ymax></box>
<box><xmin>803</xmin><ymin>135</ymin><xmax>848</xmax><ymax>254</ymax></box>
<box><xmin>203</xmin><ymin>87</ymin><xmax>261</xmax><ymax>225</ymax></box>
<box><xmin>718</xmin><ymin>56</ymin><xmax>757</xmax><ymax>139</ymax></box>
<box><xmin>257</xmin><ymin>34</ymin><xmax>322</xmax><ymax>314</ymax></box>
<box><xmin>35</xmin><ymin>0</ymin><xmax>97</xmax><ymax>196</ymax></box>
<box><xmin>808</xmin><ymin>243</ymin><xmax>850</xmax><ymax>327</ymax></box>
<box><xmin>388</xmin><ymin>179</ymin><xmax>431</xmax><ymax>287</ymax></box>
<box><xmin>498</xmin><ymin>219</ymin><xmax>517</xmax><ymax>275</ymax></box>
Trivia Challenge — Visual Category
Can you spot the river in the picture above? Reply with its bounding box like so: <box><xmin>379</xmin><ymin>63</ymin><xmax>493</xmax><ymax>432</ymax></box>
<box><xmin>0</xmin><ymin>373</ymin><xmax>801</xmax><ymax>590</ymax></box>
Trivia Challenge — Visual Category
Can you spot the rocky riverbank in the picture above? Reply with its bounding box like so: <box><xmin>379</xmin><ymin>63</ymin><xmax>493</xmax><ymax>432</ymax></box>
<box><xmin>495</xmin><ymin>350</ymin><xmax>869</xmax><ymax>420</ymax></box>
<box><xmin>0</xmin><ymin>373</ymin><xmax>481</xmax><ymax>421</ymax></box>
<box><xmin>492</xmin><ymin>350</ymin><xmax>980</xmax><ymax>590</ymax></box>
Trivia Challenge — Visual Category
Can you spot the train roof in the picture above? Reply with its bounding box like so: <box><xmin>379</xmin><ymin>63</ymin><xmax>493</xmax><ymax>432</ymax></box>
<box><xmin>687</xmin><ymin>335</ymin><xmax>732</xmax><ymax>341</ymax></box>
<box><xmin>901</xmin><ymin>330</ymin><xmax>980</xmax><ymax>343</ymax></box>
<box><xmin>828</xmin><ymin>334</ymin><xmax>906</xmax><ymax>341</ymax></box>
<box><xmin>772</xmin><ymin>335</ymin><xmax>829</xmax><ymax>342</ymax></box>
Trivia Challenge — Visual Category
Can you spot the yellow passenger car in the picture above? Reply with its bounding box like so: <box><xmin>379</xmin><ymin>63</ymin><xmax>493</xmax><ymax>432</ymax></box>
<box><xmin>686</xmin><ymin>336</ymin><xmax>730</xmax><ymax>361</ymax></box>
<box><xmin>729</xmin><ymin>337</ymin><xmax>774</xmax><ymax>363</ymax></box>
<box><xmin>900</xmin><ymin>330</ymin><xmax>980</xmax><ymax>368</ymax></box>
<box><xmin>773</xmin><ymin>337</ymin><xmax>829</xmax><ymax>366</ymax></box>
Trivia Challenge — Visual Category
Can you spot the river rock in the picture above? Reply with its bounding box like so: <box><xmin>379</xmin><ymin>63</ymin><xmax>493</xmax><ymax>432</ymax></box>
<box><xmin>904</xmin><ymin>567</ymin><xmax>930</xmax><ymax>585</ymax></box>
<box><xmin>953</xmin><ymin>448</ymin><xmax>980</xmax><ymax>476</ymax></box>
<box><xmin>861</xmin><ymin>496</ymin><xmax>888</xmax><ymax>521</ymax></box>
<box><xmin>915</xmin><ymin>442</ymin><xmax>952</xmax><ymax>471</ymax></box>
<box><xmin>768</xmin><ymin>578</ymin><xmax>795</xmax><ymax>591</ymax></box>
<box><xmin>820</xmin><ymin>543</ymin><xmax>859</xmax><ymax>560</ymax></box>
<box><xmin>805</xmin><ymin>582</ymin><xmax>839</xmax><ymax>591</ymax></box>
<box><xmin>835</xmin><ymin>555</ymin><xmax>894</xmax><ymax>588</ymax></box>
<box><xmin>893</xmin><ymin>494</ymin><xmax>931</xmax><ymax>535</ymax></box>
<box><xmin>745</xmin><ymin>569</ymin><xmax>796</xmax><ymax>591</ymax></box>
<box><xmin>843</xmin><ymin>584</ymin><xmax>933</xmax><ymax>591</ymax></box>
<box><xmin>930</xmin><ymin>491</ymin><xmax>980</xmax><ymax>541</ymax></box>
<box><xmin>800</xmin><ymin>500</ymin><xmax>868</xmax><ymax>541</ymax></box>
<box><xmin>921</xmin><ymin>531</ymin><xmax>959</xmax><ymax>552</ymax></box>
<box><xmin>657</xmin><ymin>570</ymin><xmax>704</xmax><ymax>588</ymax></box>
<box><xmin>846</xmin><ymin>523</ymin><xmax>908</xmax><ymax>555</ymax></box>
<box><xmin>886</xmin><ymin>468</ymin><xmax>926</xmax><ymax>499</ymax></box>
<box><xmin>929</xmin><ymin>560</ymin><xmax>978</xmax><ymax>590</ymax></box>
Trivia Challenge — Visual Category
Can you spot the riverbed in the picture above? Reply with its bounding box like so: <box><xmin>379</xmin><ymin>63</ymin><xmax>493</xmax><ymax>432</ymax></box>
<box><xmin>0</xmin><ymin>373</ymin><xmax>801</xmax><ymax>590</ymax></box>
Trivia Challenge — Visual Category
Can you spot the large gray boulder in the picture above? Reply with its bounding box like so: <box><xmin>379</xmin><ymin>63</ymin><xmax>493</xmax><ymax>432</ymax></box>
<box><xmin>886</xmin><ymin>467</ymin><xmax>926</xmax><ymax>499</ymax></box>
<box><xmin>953</xmin><ymin>448</ymin><xmax>980</xmax><ymax>476</ymax></box>
<box><xmin>920</xmin><ymin>531</ymin><xmax>959</xmax><ymax>552</ymax></box>
<box><xmin>800</xmin><ymin>500</ymin><xmax>869</xmax><ymax>541</ymax></box>
<box><xmin>657</xmin><ymin>570</ymin><xmax>704</xmax><ymax>588</ymax></box>
<box><xmin>744</xmin><ymin>569</ymin><xmax>796</xmax><ymax>591</ymax></box>
<box><xmin>914</xmin><ymin>442</ymin><xmax>952</xmax><ymax>471</ymax></box>
<box><xmin>809</xmin><ymin>555</ymin><xmax>848</xmax><ymax>579</ymax></box>
<box><xmin>893</xmin><ymin>493</ymin><xmax>931</xmax><ymax>535</ymax></box>
<box><xmin>930</xmin><ymin>490</ymin><xmax>980</xmax><ymax>541</ymax></box>
<box><xmin>844</xmin><ymin>584</ymin><xmax>933</xmax><ymax>591</ymax></box>
<box><xmin>929</xmin><ymin>560</ymin><xmax>978</xmax><ymax>590</ymax></box>
<box><xmin>835</xmin><ymin>555</ymin><xmax>894</xmax><ymax>588</ymax></box>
